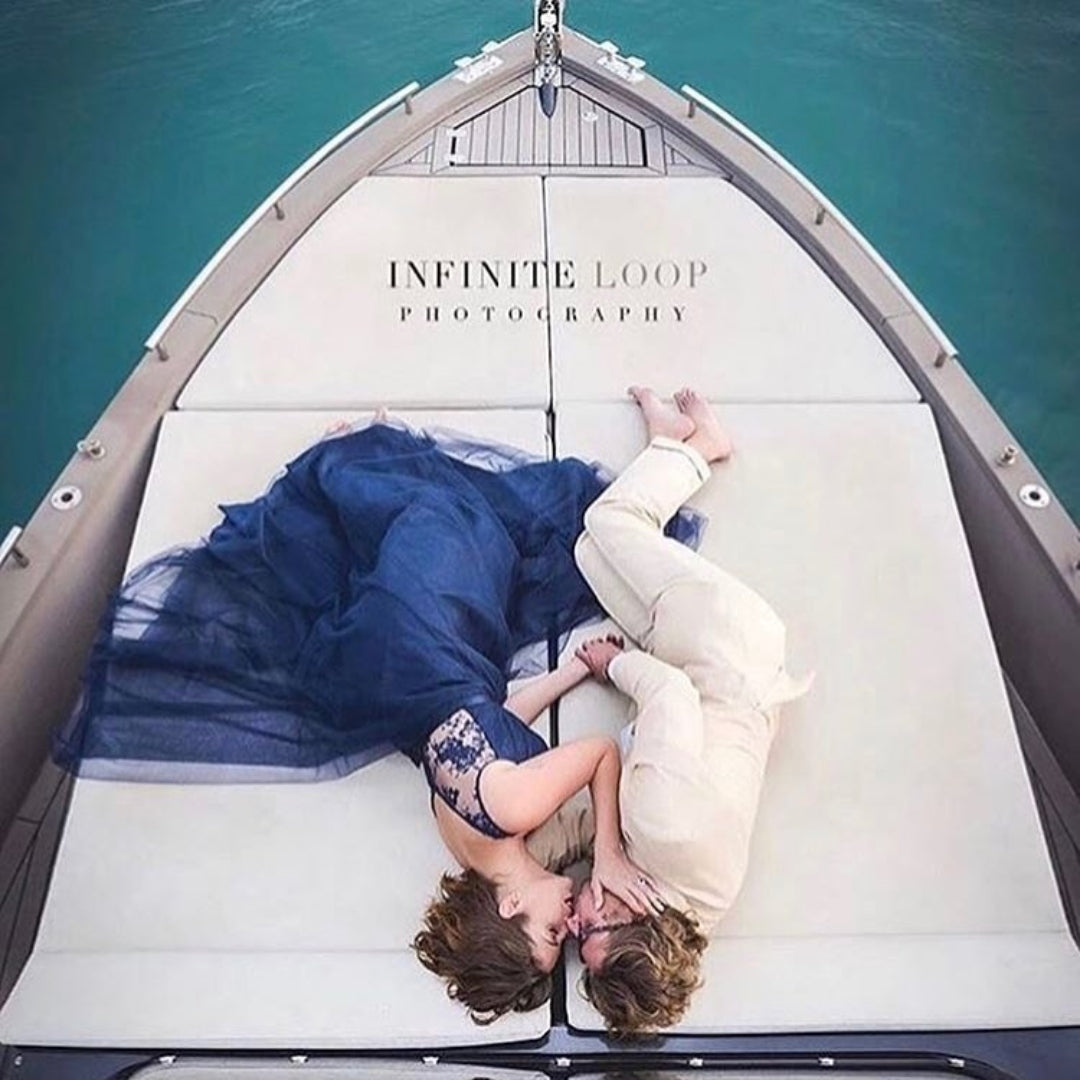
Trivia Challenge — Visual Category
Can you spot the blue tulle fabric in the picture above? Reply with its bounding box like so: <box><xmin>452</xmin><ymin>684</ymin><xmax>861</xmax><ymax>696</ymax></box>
<box><xmin>54</xmin><ymin>421</ymin><xmax>704</xmax><ymax>782</ymax></box>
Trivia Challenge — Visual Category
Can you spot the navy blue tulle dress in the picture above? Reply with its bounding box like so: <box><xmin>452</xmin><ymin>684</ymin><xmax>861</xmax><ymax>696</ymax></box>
<box><xmin>54</xmin><ymin>422</ymin><xmax>701</xmax><ymax>791</ymax></box>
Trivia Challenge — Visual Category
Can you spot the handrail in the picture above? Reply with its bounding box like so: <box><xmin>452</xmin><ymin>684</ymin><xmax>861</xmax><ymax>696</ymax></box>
<box><xmin>0</xmin><ymin>526</ymin><xmax>28</xmax><ymax>570</ymax></box>
<box><xmin>145</xmin><ymin>80</ymin><xmax>421</xmax><ymax>350</ymax></box>
<box><xmin>681</xmin><ymin>84</ymin><xmax>959</xmax><ymax>361</ymax></box>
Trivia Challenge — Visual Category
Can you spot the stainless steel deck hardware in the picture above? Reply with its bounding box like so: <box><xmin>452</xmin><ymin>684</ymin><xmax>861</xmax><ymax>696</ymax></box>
<box><xmin>596</xmin><ymin>40</ymin><xmax>646</xmax><ymax>84</ymax></box>
<box><xmin>997</xmin><ymin>445</ymin><xmax>1019</xmax><ymax>467</ymax></box>
<box><xmin>534</xmin><ymin>0</ymin><xmax>565</xmax><ymax>117</ymax></box>
<box><xmin>404</xmin><ymin>92</ymin><xmax>414</xmax><ymax>115</ymax></box>
<box><xmin>77</xmin><ymin>437</ymin><xmax>106</xmax><ymax>460</ymax></box>
<box><xmin>1019</xmin><ymin>484</ymin><xmax>1051</xmax><ymax>509</ymax></box>
<box><xmin>554</xmin><ymin>1057</ymin><xmax>572</xmax><ymax>1069</ymax></box>
<box><xmin>422</xmin><ymin>1056</ymin><xmax>439</xmax><ymax>1066</ymax></box>
<box><xmin>157</xmin><ymin>1055</ymin><xmax>177</xmax><ymax>1064</ymax></box>
<box><xmin>273</xmin><ymin>200</ymin><xmax>285</xmax><ymax>221</ymax></box>
<box><xmin>688</xmin><ymin>1057</ymin><xmax>704</xmax><ymax>1067</ymax></box>
<box><xmin>50</xmin><ymin>485</ymin><xmax>83</xmax><ymax>511</ymax></box>
<box><xmin>947</xmin><ymin>1060</ymin><xmax>967</xmax><ymax>1070</ymax></box>
<box><xmin>814</xmin><ymin>206</ymin><xmax>826</xmax><ymax>225</ymax></box>
<box><xmin>0</xmin><ymin>526</ymin><xmax>29</xmax><ymax>569</ymax></box>
<box><xmin>156</xmin><ymin>343</ymin><xmax>170</xmax><ymax>362</ymax></box>
<box><xmin>933</xmin><ymin>349</ymin><xmax>951</xmax><ymax>368</ymax></box>
<box><xmin>687</xmin><ymin>98</ymin><xmax>697</xmax><ymax>118</ymax></box>
<box><xmin>290</xmin><ymin>1055</ymin><xmax>309</xmax><ymax>1063</ymax></box>
<box><xmin>818</xmin><ymin>1059</ymin><xmax>836</xmax><ymax>1068</ymax></box>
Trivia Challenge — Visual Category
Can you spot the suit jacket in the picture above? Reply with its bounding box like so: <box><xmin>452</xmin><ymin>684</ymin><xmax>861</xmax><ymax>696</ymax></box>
<box><xmin>609</xmin><ymin>570</ymin><xmax>813</xmax><ymax>934</ymax></box>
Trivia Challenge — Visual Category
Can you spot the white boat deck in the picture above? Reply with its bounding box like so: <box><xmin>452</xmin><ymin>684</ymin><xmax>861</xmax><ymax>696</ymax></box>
<box><xmin>2</xmin><ymin>39</ymin><xmax>1079</xmax><ymax>1048</ymax></box>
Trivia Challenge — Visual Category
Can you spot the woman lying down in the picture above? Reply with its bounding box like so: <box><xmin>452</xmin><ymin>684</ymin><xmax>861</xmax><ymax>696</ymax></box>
<box><xmin>56</xmin><ymin>387</ymin><xmax>810</xmax><ymax>1034</ymax></box>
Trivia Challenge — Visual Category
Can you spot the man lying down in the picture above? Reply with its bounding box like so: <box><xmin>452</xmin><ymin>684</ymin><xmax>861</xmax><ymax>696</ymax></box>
<box><xmin>528</xmin><ymin>386</ymin><xmax>814</xmax><ymax>1035</ymax></box>
<box><xmin>56</xmin><ymin>384</ymin><xmax>810</xmax><ymax>1038</ymax></box>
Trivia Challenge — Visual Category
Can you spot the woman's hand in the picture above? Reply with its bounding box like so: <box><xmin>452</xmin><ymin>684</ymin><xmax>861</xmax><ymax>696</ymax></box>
<box><xmin>591</xmin><ymin>842</ymin><xmax>664</xmax><ymax>915</ymax></box>
<box><xmin>574</xmin><ymin>634</ymin><xmax>625</xmax><ymax>683</ymax></box>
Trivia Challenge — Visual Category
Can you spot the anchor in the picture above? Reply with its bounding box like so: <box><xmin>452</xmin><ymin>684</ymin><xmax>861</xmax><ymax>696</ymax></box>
<box><xmin>534</xmin><ymin>0</ymin><xmax>564</xmax><ymax>117</ymax></box>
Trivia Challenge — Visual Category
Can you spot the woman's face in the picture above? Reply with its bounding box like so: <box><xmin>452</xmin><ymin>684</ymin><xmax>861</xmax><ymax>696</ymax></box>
<box><xmin>505</xmin><ymin>872</ymin><xmax>574</xmax><ymax>972</ymax></box>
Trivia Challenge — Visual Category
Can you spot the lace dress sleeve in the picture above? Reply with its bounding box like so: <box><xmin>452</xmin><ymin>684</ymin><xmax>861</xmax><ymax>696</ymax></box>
<box><xmin>420</xmin><ymin>709</ymin><xmax>508</xmax><ymax>839</ymax></box>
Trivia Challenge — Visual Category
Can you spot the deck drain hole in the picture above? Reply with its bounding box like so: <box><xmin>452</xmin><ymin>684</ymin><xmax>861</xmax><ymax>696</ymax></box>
<box><xmin>1019</xmin><ymin>484</ymin><xmax>1050</xmax><ymax>509</ymax></box>
<box><xmin>50</xmin><ymin>485</ymin><xmax>83</xmax><ymax>511</ymax></box>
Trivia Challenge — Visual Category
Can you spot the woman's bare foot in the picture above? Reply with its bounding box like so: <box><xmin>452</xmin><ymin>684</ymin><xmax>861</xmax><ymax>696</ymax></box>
<box><xmin>674</xmin><ymin>387</ymin><xmax>734</xmax><ymax>463</ymax></box>
<box><xmin>323</xmin><ymin>418</ymin><xmax>352</xmax><ymax>439</ymax></box>
<box><xmin>628</xmin><ymin>385</ymin><xmax>695</xmax><ymax>442</ymax></box>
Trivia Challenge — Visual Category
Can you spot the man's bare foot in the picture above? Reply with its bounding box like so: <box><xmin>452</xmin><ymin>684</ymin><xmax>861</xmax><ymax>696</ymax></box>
<box><xmin>628</xmin><ymin>385</ymin><xmax>695</xmax><ymax>442</ymax></box>
<box><xmin>674</xmin><ymin>387</ymin><xmax>734</xmax><ymax>463</ymax></box>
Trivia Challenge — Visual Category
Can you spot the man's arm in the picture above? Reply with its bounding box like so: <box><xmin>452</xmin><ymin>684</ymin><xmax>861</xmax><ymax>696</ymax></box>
<box><xmin>607</xmin><ymin>650</ymin><xmax>705</xmax><ymax>760</ymax></box>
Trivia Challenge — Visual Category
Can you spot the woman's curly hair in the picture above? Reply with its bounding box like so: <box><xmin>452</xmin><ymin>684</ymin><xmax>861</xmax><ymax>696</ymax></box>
<box><xmin>580</xmin><ymin>907</ymin><xmax>707</xmax><ymax>1036</ymax></box>
<box><xmin>412</xmin><ymin>869</ymin><xmax>553</xmax><ymax>1024</ymax></box>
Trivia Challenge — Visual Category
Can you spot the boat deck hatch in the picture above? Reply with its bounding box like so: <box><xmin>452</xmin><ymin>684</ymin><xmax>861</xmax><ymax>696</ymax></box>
<box><xmin>375</xmin><ymin>74</ymin><xmax>719</xmax><ymax>175</ymax></box>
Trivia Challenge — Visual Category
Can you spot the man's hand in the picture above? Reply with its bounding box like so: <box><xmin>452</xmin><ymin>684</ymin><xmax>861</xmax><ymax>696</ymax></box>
<box><xmin>574</xmin><ymin>634</ymin><xmax>625</xmax><ymax>683</ymax></box>
<box><xmin>591</xmin><ymin>843</ymin><xmax>664</xmax><ymax>915</ymax></box>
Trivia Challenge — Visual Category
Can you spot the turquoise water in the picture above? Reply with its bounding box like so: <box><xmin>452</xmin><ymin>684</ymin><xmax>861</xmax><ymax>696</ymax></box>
<box><xmin>1</xmin><ymin>0</ymin><xmax>1078</xmax><ymax>529</ymax></box>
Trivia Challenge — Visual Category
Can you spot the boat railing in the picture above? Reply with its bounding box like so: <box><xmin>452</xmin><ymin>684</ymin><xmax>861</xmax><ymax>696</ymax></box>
<box><xmin>0</xmin><ymin>527</ymin><xmax>28</xmax><ymax>571</ymax></box>
<box><xmin>144</xmin><ymin>80</ymin><xmax>421</xmax><ymax>353</ymax></box>
<box><xmin>680</xmin><ymin>83</ymin><xmax>959</xmax><ymax>364</ymax></box>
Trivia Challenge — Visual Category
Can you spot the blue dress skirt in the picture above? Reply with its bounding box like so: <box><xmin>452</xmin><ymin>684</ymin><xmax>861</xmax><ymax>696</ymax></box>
<box><xmin>54</xmin><ymin>422</ymin><xmax>701</xmax><ymax>782</ymax></box>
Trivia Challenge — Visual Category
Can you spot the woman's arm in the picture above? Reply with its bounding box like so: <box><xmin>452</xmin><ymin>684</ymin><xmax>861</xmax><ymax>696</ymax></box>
<box><xmin>480</xmin><ymin>735</ymin><xmax>660</xmax><ymax>914</ymax></box>
<box><xmin>503</xmin><ymin>655</ymin><xmax>590</xmax><ymax>726</ymax></box>
<box><xmin>480</xmin><ymin>735</ymin><xmax>616</xmax><ymax>836</ymax></box>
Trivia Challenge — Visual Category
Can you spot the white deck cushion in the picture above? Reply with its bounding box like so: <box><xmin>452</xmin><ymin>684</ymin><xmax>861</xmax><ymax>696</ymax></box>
<box><xmin>0</xmin><ymin>410</ymin><xmax>553</xmax><ymax>1048</ymax></box>
<box><xmin>179</xmin><ymin>178</ymin><xmax>551</xmax><ymax>409</ymax></box>
<box><xmin>557</xmin><ymin>402</ymin><xmax>1080</xmax><ymax>1032</ymax></box>
<box><xmin>546</xmin><ymin>178</ymin><xmax>917</xmax><ymax>404</ymax></box>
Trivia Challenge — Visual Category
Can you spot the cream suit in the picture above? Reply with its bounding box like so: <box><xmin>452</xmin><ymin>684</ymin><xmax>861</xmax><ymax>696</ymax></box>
<box><xmin>572</xmin><ymin>436</ymin><xmax>813</xmax><ymax>934</ymax></box>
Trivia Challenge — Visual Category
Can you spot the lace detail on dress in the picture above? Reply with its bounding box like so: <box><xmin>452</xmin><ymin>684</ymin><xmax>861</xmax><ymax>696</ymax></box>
<box><xmin>421</xmin><ymin>708</ymin><xmax>507</xmax><ymax>839</ymax></box>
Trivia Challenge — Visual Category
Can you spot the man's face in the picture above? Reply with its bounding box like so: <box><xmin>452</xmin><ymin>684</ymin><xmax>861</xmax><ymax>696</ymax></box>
<box><xmin>568</xmin><ymin>882</ymin><xmax>639</xmax><ymax>971</ymax></box>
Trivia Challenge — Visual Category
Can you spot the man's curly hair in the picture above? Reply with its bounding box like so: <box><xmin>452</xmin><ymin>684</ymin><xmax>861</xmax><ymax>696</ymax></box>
<box><xmin>581</xmin><ymin>907</ymin><xmax>707</xmax><ymax>1036</ymax></box>
<box><xmin>413</xmin><ymin>869</ymin><xmax>553</xmax><ymax>1024</ymax></box>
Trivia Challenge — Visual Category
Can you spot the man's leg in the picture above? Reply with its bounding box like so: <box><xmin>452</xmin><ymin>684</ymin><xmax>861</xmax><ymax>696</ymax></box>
<box><xmin>575</xmin><ymin>436</ymin><xmax>716</xmax><ymax>647</ymax></box>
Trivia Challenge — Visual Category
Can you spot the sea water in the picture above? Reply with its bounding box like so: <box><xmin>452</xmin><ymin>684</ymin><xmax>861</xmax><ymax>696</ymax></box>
<box><xmin>1</xmin><ymin>0</ymin><xmax>1077</xmax><ymax>528</ymax></box>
